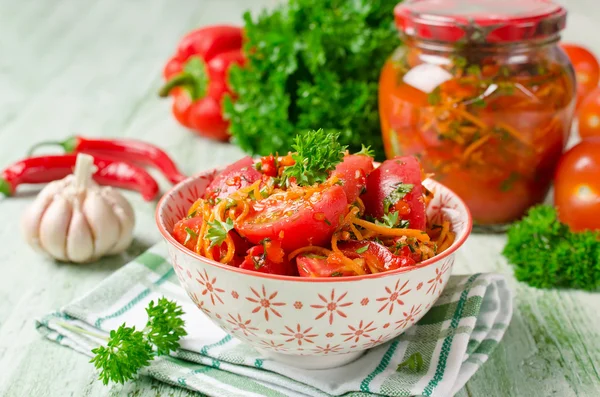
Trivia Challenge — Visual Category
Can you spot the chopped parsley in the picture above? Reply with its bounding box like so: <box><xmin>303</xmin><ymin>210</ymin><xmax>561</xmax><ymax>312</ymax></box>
<box><xmin>205</xmin><ymin>218</ymin><xmax>234</xmax><ymax>247</ymax></box>
<box><xmin>186</xmin><ymin>211</ymin><xmax>197</xmax><ymax>219</ymax></box>
<box><xmin>330</xmin><ymin>272</ymin><xmax>343</xmax><ymax>277</ymax></box>
<box><xmin>355</xmin><ymin>245</ymin><xmax>369</xmax><ymax>254</ymax></box>
<box><xmin>183</xmin><ymin>227</ymin><xmax>198</xmax><ymax>245</ymax></box>
<box><xmin>383</xmin><ymin>183</ymin><xmax>414</xmax><ymax>213</ymax></box>
<box><xmin>376</xmin><ymin>212</ymin><xmax>410</xmax><ymax>229</ymax></box>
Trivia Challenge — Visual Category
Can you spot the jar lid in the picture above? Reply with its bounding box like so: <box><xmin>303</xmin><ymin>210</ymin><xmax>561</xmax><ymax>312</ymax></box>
<box><xmin>394</xmin><ymin>0</ymin><xmax>567</xmax><ymax>43</ymax></box>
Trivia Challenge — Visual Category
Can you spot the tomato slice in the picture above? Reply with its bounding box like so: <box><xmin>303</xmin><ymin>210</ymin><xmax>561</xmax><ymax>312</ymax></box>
<box><xmin>338</xmin><ymin>240</ymin><xmax>415</xmax><ymax>272</ymax></box>
<box><xmin>205</xmin><ymin>156</ymin><xmax>262</xmax><ymax>200</ymax></box>
<box><xmin>331</xmin><ymin>154</ymin><xmax>374</xmax><ymax>203</ymax></box>
<box><xmin>240</xmin><ymin>245</ymin><xmax>296</xmax><ymax>275</ymax></box>
<box><xmin>360</xmin><ymin>156</ymin><xmax>426</xmax><ymax>230</ymax></box>
<box><xmin>237</xmin><ymin>185</ymin><xmax>348</xmax><ymax>252</ymax></box>
<box><xmin>172</xmin><ymin>216</ymin><xmax>204</xmax><ymax>251</ymax></box>
<box><xmin>296</xmin><ymin>254</ymin><xmax>356</xmax><ymax>277</ymax></box>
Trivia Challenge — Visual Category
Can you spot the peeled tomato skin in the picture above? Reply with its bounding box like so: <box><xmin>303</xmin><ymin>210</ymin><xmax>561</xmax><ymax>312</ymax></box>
<box><xmin>360</xmin><ymin>156</ymin><xmax>426</xmax><ymax>230</ymax></box>
<box><xmin>236</xmin><ymin>185</ymin><xmax>348</xmax><ymax>252</ymax></box>
<box><xmin>332</xmin><ymin>154</ymin><xmax>375</xmax><ymax>204</ymax></box>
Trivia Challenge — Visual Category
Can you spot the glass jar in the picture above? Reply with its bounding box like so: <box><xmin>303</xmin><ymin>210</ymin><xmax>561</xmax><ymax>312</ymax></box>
<box><xmin>379</xmin><ymin>0</ymin><xmax>576</xmax><ymax>231</ymax></box>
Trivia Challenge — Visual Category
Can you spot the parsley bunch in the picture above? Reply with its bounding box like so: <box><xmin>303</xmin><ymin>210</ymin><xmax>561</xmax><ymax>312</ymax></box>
<box><xmin>224</xmin><ymin>0</ymin><xmax>401</xmax><ymax>160</ymax></box>
<box><xmin>282</xmin><ymin>129</ymin><xmax>346</xmax><ymax>186</ymax></box>
<box><xmin>503</xmin><ymin>205</ymin><xmax>600</xmax><ymax>291</ymax></box>
<box><xmin>90</xmin><ymin>298</ymin><xmax>187</xmax><ymax>385</ymax></box>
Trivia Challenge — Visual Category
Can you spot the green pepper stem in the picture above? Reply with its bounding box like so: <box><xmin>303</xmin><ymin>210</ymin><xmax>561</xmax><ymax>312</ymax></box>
<box><xmin>158</xmin><ymin>74</ymin><xmax>195</xmax><ymax>98</ymax></box>
<box><xmin>0</xmin><ymin>178</ymin><xmax>13</xmax><ymax>196</ymax></box>
<box><xmin>27</xmin><ymin>136</ymin><xmax>78</xmax><ymax>156</ymax></box>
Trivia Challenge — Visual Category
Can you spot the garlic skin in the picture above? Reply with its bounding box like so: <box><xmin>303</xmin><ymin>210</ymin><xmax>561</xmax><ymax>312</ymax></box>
<box><xmin>21</xmin><ymin>154</ymin><xmax>135</xmax><ymax>263</ymax></box>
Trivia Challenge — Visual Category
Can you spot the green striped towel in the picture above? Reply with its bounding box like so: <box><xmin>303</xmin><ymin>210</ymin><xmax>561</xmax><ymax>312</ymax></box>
<box><xmin>36</xmin><ymin>243</ymin><xmax>512</xmax><ymax>397</ymax></box>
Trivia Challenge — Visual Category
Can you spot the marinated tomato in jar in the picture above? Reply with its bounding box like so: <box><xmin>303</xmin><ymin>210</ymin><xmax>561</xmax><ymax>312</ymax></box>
<box><xmin>380</xmin><ymin>0</ymin><xmax>576</xmax><ymax>228</ymax></box>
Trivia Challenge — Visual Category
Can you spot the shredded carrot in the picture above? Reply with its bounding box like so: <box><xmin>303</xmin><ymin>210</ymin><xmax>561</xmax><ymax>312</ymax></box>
<box><xmin>220</xmin><ymin>235</ymin><xmax>235</xmax><ymax>263</ymax></box>
<box><xmin>451</xmin><ymin>107</ymin><xmax>488</xmax><ymax>129</ymax></box>
<box><xmin>496</xmin><ymin>122</ymin><xmax>531</xmax><ymax>146</ymax></box>
<box><xmin>350</xmin><ymin>224</ymin><xmax>364</xmax><ymax>240</ymax></box>
<box><xmin>462</xmin><ymin>135</ymin><xmax>492</xmax><ymax>162</ymax></box>
<box><xmin>436</xmin><ymin>221</ymin><xmax>450</xmax><ymax>245</ymax></box>
<box><xmin>352</xmin><ymin>218</ymin><xmax>430</xmax><ymax>242</ymax></box>
<box><xmin>331</xmin><ymin>233</ymin><xmax>366</xmax><ymax>275</ymax></box>
<box><xmin>288</xmin><ymin>246</ymin><xmax>333</xmax><ymax>260</ymax></box>
<box><xmin>188</xmin><ymin>199</ymin><xmax>203</xmax><ymax>217</ymax></box>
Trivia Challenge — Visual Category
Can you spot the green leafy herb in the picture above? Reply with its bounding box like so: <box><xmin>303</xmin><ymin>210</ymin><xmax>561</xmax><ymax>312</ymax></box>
<box><xmin>383</xmin><ymin>183</ymin><xmax>414</xmax><ymax>213</ymax></box>
<box><xmin>427</xmin><ymin>87</ymin><xmax>441</xmax><ymax>106</ymax></box>
<box><xmin>90</xmin><ymin>298</ymin><xmax>187</xmax><ymax>385</ymax></box>
<box><xmin>282</xmin><ymin>129</ymin><xmax>346</xmax><ymax>186</ymax></box>
<box><xmin>503</xmin><ymin>205</ymin><xmax>600</xmax><ymax>291</ymax></box>
<box><xmin>471</xmin><ymin>98</ymin><xmax>486</xmax><ymax>108</ymax></box>
<box><xmin>466</xmin><ymin>64</ymin><xmax>481</xmax><ymax>76</ymax></box>
<box><xmin>376</xmin><ymin>214</ymin><xmax>409</xmax><ymax>229</ymax></box>
<box><xmin>499</xmin><ymin>171</ymin><xmax>520</xmax><ymax>192</ymax></box>
<box><xmin>205</xmin><ymin>218</ymin><xmax>235</xmax><ymax>247</ymax></box>
<box><xmin>183</xmin><ymin>227</ymin><xmax>198</xmax><ymax>245</ymax></box>
<box><xmin>355</xmin><ymin>245</ymin><xmax>369</xmax><ymax>254</ymax></box>
<box><xmin>187</xmin><ymin>211</ymin><xmax>197</xmax><ymax>219</ymax></box>
<box><xmin>224</xmin><ymin>0</ymin><xmax>400</xmax><ymax>161</ymax></box>
<box><xmin>331</xmin><ymin>272</ymin><xmax>343</xmax><ymax>277</ymax></box>
<box><xmin>397</xmin><ymin>351</ymin><xmax>424</xmax><ymax>372</ymax></box>
<box><xmin>355</xmin><ymin>144</ymin><xmax>375</xmax><ymax>158</ymax></box>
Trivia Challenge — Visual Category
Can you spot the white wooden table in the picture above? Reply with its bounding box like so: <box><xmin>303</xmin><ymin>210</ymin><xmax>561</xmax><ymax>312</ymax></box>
<box><xmin>1</xmin><ymin>0</ymin><xmax>599</xmax><ymax>396</ymax></box>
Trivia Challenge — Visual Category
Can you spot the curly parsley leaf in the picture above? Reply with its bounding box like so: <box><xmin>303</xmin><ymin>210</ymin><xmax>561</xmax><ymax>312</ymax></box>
<box><xmin>375</xmin><ymin>211</ymin><xmax>409</xmax><ymax>229</ymax></box>
<box><xmin>503</xmin><ymin>205</ymin><xmax>600</xmax><ymax>291</ymax></box>
<box><xmin>282</xmin><ymin>129</ymin><xmax>346</xmax><ymax>186</ymax></box>
<box><xmin>224</xmin><ymin>0</ymin><xmax>400</xmax><ymax>160</ymax></box>
<box><xmin>383</xmin><ymin>183</ymin><xmax>414</xmax><ymax>213</ymax></box>
<box><xmin>206</xmin><ymin>218</ymin><xmax>235</xmax><ymax>247</ymax></box>
<box><xmin>90</xmin><ymin>298</ymin><xmax>186</xmax><ymax>385</ymax></box>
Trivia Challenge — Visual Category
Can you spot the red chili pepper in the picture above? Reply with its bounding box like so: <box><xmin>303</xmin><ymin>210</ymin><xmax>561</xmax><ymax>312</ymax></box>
<box><xmin>28</xmin><ymin>136</ymin><xmax>186</xmax><ymax>184</ymax></box>
<box><xmin>159</xmin><ymin>25</ymin><xmax>245</xmax><ymax>141</ymax></box>
<box><xmin>0</xmin><ymin>155</ymin><xmax>159</xmax><ymax>201</ymax></box>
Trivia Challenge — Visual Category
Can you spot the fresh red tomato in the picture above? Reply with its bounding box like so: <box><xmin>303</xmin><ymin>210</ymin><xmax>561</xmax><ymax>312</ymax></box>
<box><xmin>237</xmin><ymin>185</ymin><xmax>348</xmax><ymax>252</ymax></box>
<box><xmin>205</xmin><ymin>156</ymin><xmax>262</xmax><ymax>200</ymax></box>
<box><xmin>561</xmin><ymin>44</ymin><xmax>600</xmax><ymax>106</ymax></box>
<box><xmin>258</xmin><ymin>155</ymin><xmax>278</xmax><ymax>177</ymax></box>
<box><xmin>240</xmin><ymin>244</ymin><xmax>295</xmax><ymax>275</ymax></box>
<box><xmin>331</xmin><ymin>154</ymin><xmax>374</xmax><ymax>203</ymax></box>
<box><xmin>172</xmin><ymin>216</ymin><xmax>204</xmax><ymax>251</ymax></box>
<box><xmin>338</xmin><ymin>241</ymin><xmax>415</xmax><ymax>272</ymax></box>
<box><xmin>554</xmin><ymin>138</ymin><xmax>600</xmax><ymax>231</ymax></box>
<box><xmin>577</xmin><ymin>86</ymin><xmax>600</xmax><ymax>139</ymax></box>
<box><xmin>296</xmin><ymin>254</ymin><xmax>357</xmax><ymax>277</ymax></box>
<box><xmin>360</xmin><ymin>156</ymin><xmax>426</xmax><ymax>230</ymax></box>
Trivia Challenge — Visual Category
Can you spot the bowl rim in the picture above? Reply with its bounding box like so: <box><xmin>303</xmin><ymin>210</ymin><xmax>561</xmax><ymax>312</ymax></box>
<box><xmin>156</xmin><ymin>165</ymin><xmax>473</xmax><ymax>283</ymax></box>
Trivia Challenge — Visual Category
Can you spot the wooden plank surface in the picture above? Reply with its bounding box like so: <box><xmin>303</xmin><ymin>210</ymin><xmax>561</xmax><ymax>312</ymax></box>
<box><xmin>0</xmin><ymin>0</ymin><xmax>598</xmax><ymax>396</ymax></box>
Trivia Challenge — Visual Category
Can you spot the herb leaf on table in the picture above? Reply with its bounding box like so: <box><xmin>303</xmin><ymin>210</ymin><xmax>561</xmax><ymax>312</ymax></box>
<box><xmin>90</xmin><ymin>298</ymin><xmax>187</xmax><ymax>385</ymax></box>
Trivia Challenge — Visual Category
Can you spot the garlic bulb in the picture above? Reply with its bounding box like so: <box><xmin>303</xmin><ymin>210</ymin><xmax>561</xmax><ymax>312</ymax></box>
<box><xmin>21</xmin><ymin>154</ymin><xmax>135</xmax><ymax>263</ymax></box>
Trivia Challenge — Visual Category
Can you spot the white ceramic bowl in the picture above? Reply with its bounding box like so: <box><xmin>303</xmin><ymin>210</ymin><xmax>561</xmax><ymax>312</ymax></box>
<box><xmin>156</xmin><ymin>166</ymin><xmax>472</xmax><ymax>369</ymax></box>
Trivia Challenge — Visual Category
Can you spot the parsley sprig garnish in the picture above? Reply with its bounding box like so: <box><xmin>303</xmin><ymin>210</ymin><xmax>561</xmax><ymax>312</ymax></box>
<box><xmin>282</xmin><ymin>129</ymin><xmax>347</xmax><ymax>186</ymax></box>
<box><xmin>90</xmin><ymin>298</ymin><xmax>187</xmax><ymax>385</ymax></box>
<box><xmin>383</xmin><ymin>183</ymin><xmax>414</xmax><ymax>214</ymax></box>
<box><xmin>205</xmin><ymin>218</ymin><xmax>235</xmax><ymax>247</ymax></box>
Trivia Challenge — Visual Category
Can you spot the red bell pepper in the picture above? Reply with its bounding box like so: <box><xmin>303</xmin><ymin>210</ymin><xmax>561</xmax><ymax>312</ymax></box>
<box><xmin>159</xmin><ymin>26</ymin><xmax>244</xmax><ymax>141</ymax></box>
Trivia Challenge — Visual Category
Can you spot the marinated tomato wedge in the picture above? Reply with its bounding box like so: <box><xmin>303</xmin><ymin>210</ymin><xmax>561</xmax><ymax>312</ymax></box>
<box><xmin>296</xmin><ymin>240</ymin><xmax>415</xmax><ymax>277</ymax></box>
<box><xmin>237</xmin><ymin>184</ymin><xmax>348</xmax><ymax>252</ymax></box>
<box><xmin>338</xmin><ymin>241</ymin><xmax>415</xmax><ymax>272</ymax></box>
<box><xmin>296</xmin><ymin>254</ymin><xmax>357</xmax><ymax>277</ymax></box>
<box><xmin>240</xmin><ymin>241</ymin><xmax>296</xmax><ymax>275</ymax></box>
<box><xmin>360</xmin><ymin>156</ymin><xmax>426</xmax><ymax>230</ymax></box>
<box><xmin>332</xmin><ymin>154</ymin><xmax>374</xmax><ymax>203</ymax></box>
<box><xmin>172</xmin><ymin>216</ymin><xmax>204</xmax><ymax>251</ymax></box>
<box><xmin>205</xmin><ymin>156</ymin><xmax>262</xmax><ymax>200</ymax></box>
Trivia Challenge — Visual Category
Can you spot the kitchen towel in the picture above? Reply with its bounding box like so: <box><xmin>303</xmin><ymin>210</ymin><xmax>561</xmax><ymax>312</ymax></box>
<box><xmin>36</xmin><ymin>243</ymin><xmax>512</xmax><ymax>397</ymax></box>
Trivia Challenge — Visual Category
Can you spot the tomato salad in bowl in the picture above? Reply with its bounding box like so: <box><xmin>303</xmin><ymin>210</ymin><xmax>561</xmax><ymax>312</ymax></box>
<box><xmin>170</xmin><ymin>129</ymin><xmax>457</xmax><ymax>278</ymax></box>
